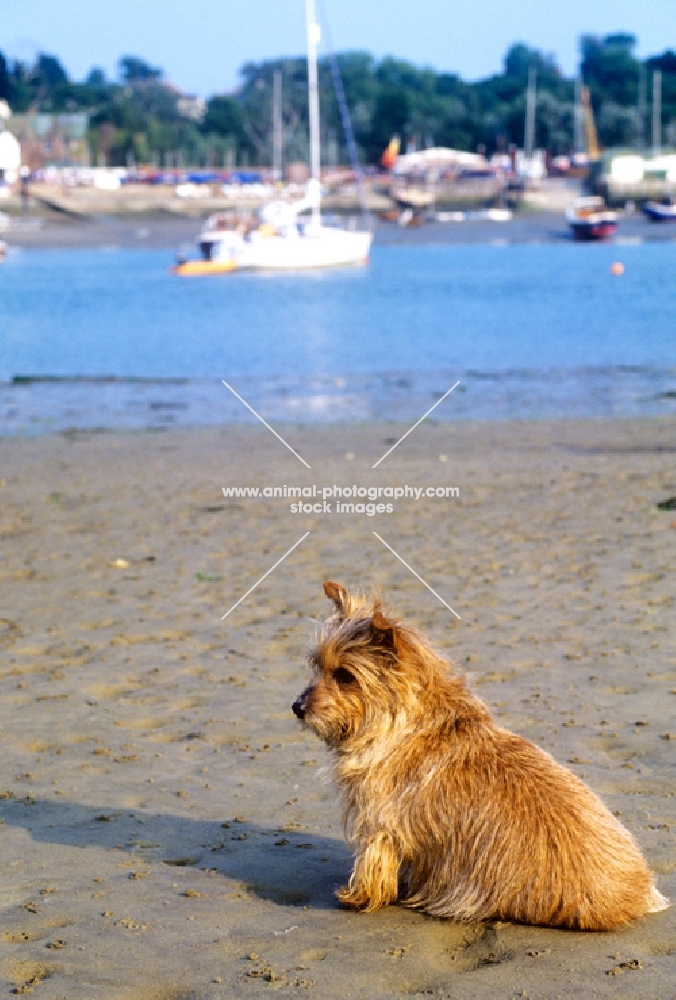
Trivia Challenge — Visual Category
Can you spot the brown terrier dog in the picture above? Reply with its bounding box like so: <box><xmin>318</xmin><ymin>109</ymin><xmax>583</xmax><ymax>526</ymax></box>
<box><xmin>292</xmin><ymin>581</ymin><xmax>669</xmax><ymax>930</ymax></box>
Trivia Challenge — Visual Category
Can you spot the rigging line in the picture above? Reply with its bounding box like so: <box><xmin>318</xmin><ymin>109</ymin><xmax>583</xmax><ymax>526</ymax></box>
<box><xmin>316</xmin><ymin>0</ymin><xmax>371</xmax><ymax>231</ymax></box>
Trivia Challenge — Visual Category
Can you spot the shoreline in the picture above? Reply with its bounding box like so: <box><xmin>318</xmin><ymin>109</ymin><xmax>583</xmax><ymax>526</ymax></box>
<box><xmin>1</xmin><ymin>416</ymin><xmax>674</xmax><ymax>997</ymax></box>
<box><xmin>3</xmin><ymin>371</ymin><xmax>676</xmax><ymax>438</ymax></box>
<box><xmin>3</xmin><ymin>209</ymin><xmax>676</xmax><ymax>251</ymax></box>
<box><xmin>2</xmin><ymin>415</ymin><xmax>675</xmax><ymax>461</ymax></box>
<box><xmin>2</xmin><ymin>409</ymin><xmax>676</xmax><ymax>439</ymax></box>
<box><xmin>1</xmin><ymin>412</ymin><xmax>674</xmax><ymax>447</ymax></box>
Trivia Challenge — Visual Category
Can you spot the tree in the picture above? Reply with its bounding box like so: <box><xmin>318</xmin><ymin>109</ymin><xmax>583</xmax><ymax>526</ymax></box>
<box><xmin>369</xmin><ymin>88</ymin><xmax>411</xmax><ymax>158</ymax></box>
<box><xmin>86</xmin><ymin>67</ymin><xmax>107</xmax><ymax>87</ymax></box>
<box><xmin>2</xmin><ymin>34</ymin><xmax>671</xmax><ymax>169</ymax></box>
<box><xmin>504</xmin><ymin>43</ymin><xmax>559</xmax><ymax>86</ymax></box>
<box><xmin>597</xmin><ymin>102</ymin><xmax>641</xmax><ymax>147</ymax></box>
<box><xmin>36</xmin><ymin>53</ymin><xmax>69</xmax><ymax>88</ymax></box>
<box><xmin>202</xmin><ymin>95</ymin><xmax>246</xmax><ymax>140</ymax></box>
<box><xmin>534</xmin><ymin>91</ymin><xmax>575</xmax><ymax>154</ymax></box>
<box><xmin>647</xmin><ymin>49</ymin><xmax>676</xmax><ymax>75</ymax></box>
<box><xmin>237</xmin><ymin>58</ymin><xmax>310</xmax><ymax>164</ymax></box>
<box><xmin>581</xmin><ymin>34</ymin><xmax>640</xmax><ymax>107</ymax></box>
<box><xmin>0</xmin><ymin>50</ymin><xmax>10</xmax><ymax>101</ymax></box>
<box><xmin>118</xmin><ymin>56</ymin><xmax>162</xmax><ymax>83</ymax></box>
<box><xmin>646</xmin><ymin>50</ymin><xmax>676</xmax><ymax>146</ymax></box>
<box><xmin>604</xmin><ymin>33</ymin><xmax>637</xmax><ymax>51</ymax></box>
<box><xmin>7</xmin><ymin>59</ymin><xmax>31</xmax><ymax>111</ymax></box>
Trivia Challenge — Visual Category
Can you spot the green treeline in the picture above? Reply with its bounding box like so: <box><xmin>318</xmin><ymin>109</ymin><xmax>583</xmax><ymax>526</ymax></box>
<box><xmin>1</xmin><ymin>35</ymin><xmax>675</xmax><ymax>168</ymax></box>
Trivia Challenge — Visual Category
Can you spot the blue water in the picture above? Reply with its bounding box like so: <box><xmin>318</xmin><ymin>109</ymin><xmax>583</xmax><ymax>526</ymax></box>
<box><xmin>1</xmin><ymin>241</ymin><xmax>675</xmax><ymax>433</ymax></box>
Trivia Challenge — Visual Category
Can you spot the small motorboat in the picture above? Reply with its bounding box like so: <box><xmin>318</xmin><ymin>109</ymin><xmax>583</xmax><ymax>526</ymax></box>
<box><xmin>565</xmin><ymin>196</ymin><xmax>618</xmax><ymax>241</ymax></box>
<box><xmin>643</xmin><ymin>197</ymin><xmax>676</xmax><ymax>222</ymax></box>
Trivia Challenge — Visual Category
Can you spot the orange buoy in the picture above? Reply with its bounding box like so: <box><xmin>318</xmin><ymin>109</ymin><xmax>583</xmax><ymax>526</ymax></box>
<box><xmin>610</xmin><ymin>262</ymin><xmax>624</xmax><ymax>275</ymax></box>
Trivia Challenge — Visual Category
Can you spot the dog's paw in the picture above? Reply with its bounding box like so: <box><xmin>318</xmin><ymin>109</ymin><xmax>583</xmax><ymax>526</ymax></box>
<box><xmin>336</xmin><ymin>883</ymin><xmax>391</xmax><ymax>912</ymax></box>
<box><xmin>336</xmin><ymin>883</ymin><xmax>373</xmax><ymax>911</ymax></box>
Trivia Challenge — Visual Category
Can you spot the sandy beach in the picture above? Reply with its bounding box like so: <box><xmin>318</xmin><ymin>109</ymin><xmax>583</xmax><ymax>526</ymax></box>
<box><xmin>1</xmin><ymin>417</ymin><xmax>675</xmax><ymax>999</ymax></box>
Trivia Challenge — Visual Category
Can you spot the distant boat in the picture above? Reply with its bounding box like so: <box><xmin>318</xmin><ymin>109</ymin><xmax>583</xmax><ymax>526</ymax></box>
<box><xmin>643</xmin><ymin>198</ymin><xmax>676</xmax><ymax>222</ymax></box>
<box><xmin>565</xmin><ymin>196</ymin><xmax>618</xmax><ymax>241</ymax></box>
<box><xmin>173</xmin><ymin>0</ymin><xmax>371</xmax><ymax>276</ymax></box>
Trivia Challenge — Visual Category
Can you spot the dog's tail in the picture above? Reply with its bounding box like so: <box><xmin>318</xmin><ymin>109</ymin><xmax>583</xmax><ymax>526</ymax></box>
<box><xmin>648</xmin><ymin>885</ymin><xmax>670</xmax><ymax>914</ymax></box>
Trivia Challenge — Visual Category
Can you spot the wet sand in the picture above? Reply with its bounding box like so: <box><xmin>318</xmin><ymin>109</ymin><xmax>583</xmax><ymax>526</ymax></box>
<box><xmin>4</xmin><ymin>209</ymin><xmax>676</xmax><ymax>252</ymax></box>
<box><xmin>0</xmin><ymin>418</ymin><xmax>674</xmax><ymax>999</ymax></box>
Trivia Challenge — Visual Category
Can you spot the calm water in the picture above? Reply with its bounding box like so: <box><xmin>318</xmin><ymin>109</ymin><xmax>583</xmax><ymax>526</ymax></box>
<box><xmin>1</xmin><ymin>240</ymin><xmax>675</xmax><ymax>433</ymax></box>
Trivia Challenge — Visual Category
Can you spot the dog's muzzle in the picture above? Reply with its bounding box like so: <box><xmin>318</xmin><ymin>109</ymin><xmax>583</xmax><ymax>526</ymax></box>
<box><xmin>292</xmin><ymin>692</ymin><xmax>309</xmax><ymax>720</ymax></box>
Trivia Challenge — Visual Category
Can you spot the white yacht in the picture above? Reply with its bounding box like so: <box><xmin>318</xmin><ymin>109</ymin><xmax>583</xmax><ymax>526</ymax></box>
<box><xmin>174</xmin><ymin>0</ymin><xmax>372</xmax><ymax>275</ymax></box>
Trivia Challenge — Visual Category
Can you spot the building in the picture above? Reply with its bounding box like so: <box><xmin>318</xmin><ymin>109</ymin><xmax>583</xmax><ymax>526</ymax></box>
<box><xmin>6</xmin><ymin>113</ymin><xmax>90</xmax><ymax>170</ymax></box>
<box><xmin>0</xmin><ymin>128</ymin><xmax>21</xmax><ymax>183</ymax></box>
<box><xmin>589</xmin><ymin>150</ymin><xmax>676</xmax><ymax>204</ymax></box>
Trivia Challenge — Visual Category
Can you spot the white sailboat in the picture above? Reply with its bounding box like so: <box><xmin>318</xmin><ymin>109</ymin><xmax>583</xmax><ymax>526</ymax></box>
<box><xmin>175</xmin><ymin>0</ymin><xmax>372</xmax><ymax>275</ymax></box>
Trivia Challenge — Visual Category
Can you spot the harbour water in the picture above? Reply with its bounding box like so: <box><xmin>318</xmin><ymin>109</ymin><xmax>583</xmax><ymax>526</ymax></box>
<box><xmin>1</xmin><ymin>240</ymin><xmax>675</xmax><ymax>434</ymax></box>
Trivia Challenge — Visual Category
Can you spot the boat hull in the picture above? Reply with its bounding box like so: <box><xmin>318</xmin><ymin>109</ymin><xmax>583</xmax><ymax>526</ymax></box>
<box><xmin>565</xmin><ymin>196</ymin><xmax>618</xmax><ymax>242</ymax></box>
<box><xmin>643</xmin><ymin>202</ymin><xmax>676</xmax><ymax>222</ymax></box>
<box><xmin>238</xmin><ymin>229</ymin><xmax>372</xmax><ymax>270</ymax></box>
<box><xmin>174</xmin><ymin>226</ymin><xmax>372</xmax><ymax>275</ymax></box>
<box><xmin>568</xmin><ymin>220</ymin><xmax>618</xmax><ymax>241</ymax></box>
<box><xmin>171</xmin><ymin>259</ymin><xmax>238</xmax><ymax>277</ymax></box>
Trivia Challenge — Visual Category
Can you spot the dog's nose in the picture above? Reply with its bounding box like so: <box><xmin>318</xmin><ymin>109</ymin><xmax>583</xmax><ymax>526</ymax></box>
<box><xmin>292</xmin><ymin>698</ymin><xmax>306</xmax><ymax>720</ymax></box>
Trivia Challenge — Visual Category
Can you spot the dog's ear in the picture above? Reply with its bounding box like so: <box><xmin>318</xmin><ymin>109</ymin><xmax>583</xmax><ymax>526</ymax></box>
<box><xmin>323</xmin><ymin>580</ymin><xmax>349</xmax><ymax>613</ymax></box>
<box><xmin>371</xmin><ymin>610</ymin><xmax>396</xmax><ymax>652</ymax></box>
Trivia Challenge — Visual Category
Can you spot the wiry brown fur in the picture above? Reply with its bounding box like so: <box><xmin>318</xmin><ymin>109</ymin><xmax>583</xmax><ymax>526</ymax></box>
<box><xmin>291</xmin><ymin>581</ymin><xmax>669</xmax><ymax>930</ymax></box>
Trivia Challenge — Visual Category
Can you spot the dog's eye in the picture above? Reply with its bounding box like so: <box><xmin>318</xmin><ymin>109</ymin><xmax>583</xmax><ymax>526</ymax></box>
<box><xmin>333</xmin><ymin>667</ymin><xmax>356</xmax><ymax>686</ymax></box>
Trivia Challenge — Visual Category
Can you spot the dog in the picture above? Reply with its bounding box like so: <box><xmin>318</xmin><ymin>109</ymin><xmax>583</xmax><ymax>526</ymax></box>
<box><xmin>292</xmin><ymin>581</ymin><xmax>669</xmax><ymax>930</ymax></box>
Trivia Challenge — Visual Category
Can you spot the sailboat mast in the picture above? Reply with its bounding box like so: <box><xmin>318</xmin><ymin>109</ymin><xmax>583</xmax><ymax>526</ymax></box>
<box><xmin>305</xmin><ymin>0</ymin><xmax>321</xmax><ymax>227</ymax></box>
<box><xmin>273</xmin><ymin>68</ymin><xmax>283</xmax><ymax>181</ymax></box>
<box><xmin>652</xmin><ymin>69</ymin><xmax>662</xmax><ymax>157</ymax></box>
<box><xmin>574</xmin><ymin>76</ymin><xmax>583</xmax><ymax>154</ymax></box>
<box><xmin>524</xmin><ymin>66</ymin><xmax>537</xmax><ymax>161</ymax></box>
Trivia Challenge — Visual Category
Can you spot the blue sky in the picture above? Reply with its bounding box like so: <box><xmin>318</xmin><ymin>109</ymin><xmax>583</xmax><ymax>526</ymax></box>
<box><xmin>2</xmin><ymin>0</ymin><xmax>674</xmax><ymax>96</ymax></box>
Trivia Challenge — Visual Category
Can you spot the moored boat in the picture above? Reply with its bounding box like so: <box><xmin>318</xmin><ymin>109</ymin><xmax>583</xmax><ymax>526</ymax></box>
<box><xmin>173</xmin><ymin>180</ymin><xmax>371</xmax><ymax>275</ymax></box>
<box><xmin>565</xmin><ymin>196</ymin><xmax>618</xmax><ymax>241</ymax></box>
<box><xmin>643</xmin><ymin>197</ymin><xmax>676</xmax><ymax>222</ymax></box>
<box><xmin>173</xmin><ymin>0</ymin><xmax>372</xmax><ymax>276</ymax></box>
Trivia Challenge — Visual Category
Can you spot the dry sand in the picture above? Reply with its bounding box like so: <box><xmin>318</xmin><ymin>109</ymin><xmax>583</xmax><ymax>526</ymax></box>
<box><xmin>0</xmin><ymin>418</ymin><xmax>674</xmax><ymax>999</ymax></box>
